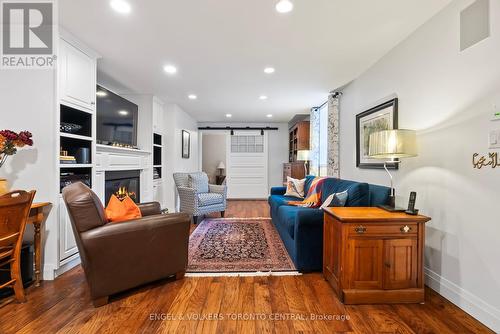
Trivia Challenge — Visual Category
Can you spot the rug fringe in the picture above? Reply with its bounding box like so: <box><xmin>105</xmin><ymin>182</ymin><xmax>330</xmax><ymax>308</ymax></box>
<box><xmin>200</xmin><ymin>217</ymin><xmax>271</xmax><ymax>222</ymax></box>
<box><xmin>185</xmin><ymin>271</ymin><xmax>301</xmax><ymax>277</ymax></box>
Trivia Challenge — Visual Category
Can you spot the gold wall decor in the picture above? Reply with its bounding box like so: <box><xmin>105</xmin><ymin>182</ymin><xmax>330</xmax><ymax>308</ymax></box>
<box><xmin>473</xmin><ymin>152</ymin><xmax>499</xmax><ymax>169</ymax></box>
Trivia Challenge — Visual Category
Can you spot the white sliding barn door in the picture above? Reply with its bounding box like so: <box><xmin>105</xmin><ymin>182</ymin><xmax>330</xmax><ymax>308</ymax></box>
<box><xmin>226</xmin><ymin>131</ymin><xmax>268</xmax><ymax>199</ymax></box>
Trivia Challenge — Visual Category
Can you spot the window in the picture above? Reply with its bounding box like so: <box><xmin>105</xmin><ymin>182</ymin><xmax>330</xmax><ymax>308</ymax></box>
<box><xmin>231</xmin><ymin>135</ymin><xmax>264</xmax><ymax>153</ymax></box>
<box><xmin>318</xmin><ymin>103</ymin><xmax>328</xmax><ymax>176</ymax></box>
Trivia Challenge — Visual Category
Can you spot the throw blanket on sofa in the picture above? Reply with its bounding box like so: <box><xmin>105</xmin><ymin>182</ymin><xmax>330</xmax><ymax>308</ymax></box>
<box><xmin>287</xmin><ymin>177</ymin><xmax>327</xmax><ymax>208</ymax></box>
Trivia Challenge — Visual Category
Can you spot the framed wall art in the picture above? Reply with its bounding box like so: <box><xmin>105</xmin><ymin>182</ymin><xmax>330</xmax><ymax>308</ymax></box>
<box><xmin>356</xmin><ymin>98</ymin><xmax>398</xmax><ymax>169</ymax></box>
<box><xmin>182</xmin><ymin>130</ymin><xmax>190</xmax><ymax>159</ymax></box>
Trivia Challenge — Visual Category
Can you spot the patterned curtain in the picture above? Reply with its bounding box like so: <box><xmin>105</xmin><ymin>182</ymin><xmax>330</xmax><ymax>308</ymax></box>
<box><xmin>309</xmin><ymin>107</ymin><xmax>320</xmax><ymax>176</ymax></box>
<box><xmin>327</xmin><ymin>92</ymin><xmax>341</xmax><ymax>177</ymax></box>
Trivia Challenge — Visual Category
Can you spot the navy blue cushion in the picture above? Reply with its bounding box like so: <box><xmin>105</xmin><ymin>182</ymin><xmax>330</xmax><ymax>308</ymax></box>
<box><xmin>268</xmin><ymin>195</ymin><xmax>303</xmax><ymax>218</ymax></box>
<box><xmin>369</xmin><ymin>184</ymin><xmax>391</xmax><ymax>206</ymax></box>
<box><xmin>320</xmin><ymin>178</ymin><xmax>369</xmax><ymax>206</ymax></box>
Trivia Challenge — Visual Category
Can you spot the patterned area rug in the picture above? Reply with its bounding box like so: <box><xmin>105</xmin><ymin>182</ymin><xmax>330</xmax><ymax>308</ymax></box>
<box><xmin>187</xmin><ymin>218</ymin><xmax>296</xmax><ymax>273</ymax></box>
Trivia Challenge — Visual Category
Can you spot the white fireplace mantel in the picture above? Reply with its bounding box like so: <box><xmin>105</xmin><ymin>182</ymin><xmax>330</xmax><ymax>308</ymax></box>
<box><xmin>94</xmin><ymin>144</ymin><xmax>153</xmax><ymax>203</ymax></box>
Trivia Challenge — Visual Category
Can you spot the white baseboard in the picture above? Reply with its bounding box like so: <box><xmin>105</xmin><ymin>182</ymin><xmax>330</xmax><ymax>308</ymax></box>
<box><xmin>55</xmin><ymin>255</ymin><xmax>81</xmax><ymax>278</ymax></box>
<box><xmin>425</xmin><ymin>268</ymin><xmax>500</xmax><ymax>332</ymax></box>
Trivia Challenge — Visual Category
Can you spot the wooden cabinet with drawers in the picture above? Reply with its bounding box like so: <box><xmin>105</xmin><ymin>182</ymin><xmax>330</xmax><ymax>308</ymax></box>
<box><xmin>323</xmin><ymin>207</ymin><xmax>430</xmax><ymax>304</ymax></box>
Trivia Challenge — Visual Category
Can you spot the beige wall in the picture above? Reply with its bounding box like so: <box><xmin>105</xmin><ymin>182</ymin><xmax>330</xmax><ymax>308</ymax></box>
<box><xmin>202</xmin><ymin>134</ymin><xmax>227</xmax><ymax>183</ymax></box>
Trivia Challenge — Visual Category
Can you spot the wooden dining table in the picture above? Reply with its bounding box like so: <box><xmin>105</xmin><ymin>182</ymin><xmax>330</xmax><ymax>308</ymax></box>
<box><xmin>27</xmin><ymin>202</ymin><xmax>51</xmax><ymax>287</ymax></box>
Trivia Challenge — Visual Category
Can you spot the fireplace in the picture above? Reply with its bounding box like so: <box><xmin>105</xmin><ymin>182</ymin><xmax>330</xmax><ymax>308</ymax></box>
<box><xmin>105</xmin><ymin>170</ymin><xmax>140</xmax><ymax>205</ymax></box>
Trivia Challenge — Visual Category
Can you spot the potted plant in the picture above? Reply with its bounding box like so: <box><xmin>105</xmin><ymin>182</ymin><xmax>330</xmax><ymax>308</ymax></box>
<box><xmin>0</xmin><ymin>130</ymin><xmax>33</xmax><ymax>195</ymax></box>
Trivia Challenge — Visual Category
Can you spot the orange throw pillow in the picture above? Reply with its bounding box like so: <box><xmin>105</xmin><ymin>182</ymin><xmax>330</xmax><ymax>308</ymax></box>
<box><xmin>105</xmin><ymin>195</ymin><xmax>142</xmax><ymax>223</ymax></box>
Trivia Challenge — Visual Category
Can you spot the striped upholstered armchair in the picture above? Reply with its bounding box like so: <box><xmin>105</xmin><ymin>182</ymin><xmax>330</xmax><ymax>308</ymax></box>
<box><xmin>173</xmin><ymin>172</ymin><xmax>227</xmax><ymax>223</ymax></box>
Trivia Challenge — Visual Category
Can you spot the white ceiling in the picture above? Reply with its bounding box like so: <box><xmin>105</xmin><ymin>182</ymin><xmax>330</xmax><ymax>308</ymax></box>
<box><xmin>60</xmin><ymin>0</ymin><xmax>451</xmax><ymax>123</ymax></box>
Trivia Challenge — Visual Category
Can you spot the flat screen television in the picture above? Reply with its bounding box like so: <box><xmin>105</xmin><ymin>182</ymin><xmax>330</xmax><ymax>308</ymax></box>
<box><xmin>96</xmin><ymin>85</ymin><xmax>138</xmax><ymax>147</ymax></box>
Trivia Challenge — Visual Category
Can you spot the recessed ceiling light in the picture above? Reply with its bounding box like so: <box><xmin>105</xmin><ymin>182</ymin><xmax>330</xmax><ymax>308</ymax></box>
<box><xmin>266</xmin><ymin>114</ymin><xmax>273</xmax><ymax>118</ymax></box>
<box><xmin>163</xmin><ymin>65</ymin><xmax>177</xmax><ymax>74</ymax></box>
<box><xmin>226</xmin><ymin>114</ymin><xmax>232</xmax><ymax>118</ymax></box>
<box><xmin>110</xmin><ymin>0</ymin><xmax>131</xmax><ymax>14</ymax></box>
<box><xmin>264</xmin><ymin>67</ymin><xmax>275</xmax><ymax>74</ymax></box>
<box><xmin>118</xmin><ymin>110</ymin><xmax>129</xmax><ymax>116</ymax></box>
<box><xmin>276</xmin><ymin>0</ymin><xmax>293</xmax><ymax>13</ymax></box>
<box><xmin>259</xmin><ymin>95</ymin><xmax>268</xmax><ymax>100</ymax></box>
<box><xmin>188</xmin><ymin>94</ymin><xmax>197</xmax><ymax>100</ymax></box>
<box><xmin>96</xmin><ymin>90</ymin><xmax>107</xmax><ymax>97</ymax></box>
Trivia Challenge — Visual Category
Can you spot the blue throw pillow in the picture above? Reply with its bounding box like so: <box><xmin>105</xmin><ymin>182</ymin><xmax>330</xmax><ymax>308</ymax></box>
<box><xmin>320</xmin><ymin>190</ymin><xmax>348</xmax><ymax>210</ymax></box>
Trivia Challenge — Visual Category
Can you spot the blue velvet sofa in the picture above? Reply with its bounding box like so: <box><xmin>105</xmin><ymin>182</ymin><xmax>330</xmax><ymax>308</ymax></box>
<box><xmin>268</xmin><ymin>176</ymin><xmax>390</xmax><ymax>272</ymax></box>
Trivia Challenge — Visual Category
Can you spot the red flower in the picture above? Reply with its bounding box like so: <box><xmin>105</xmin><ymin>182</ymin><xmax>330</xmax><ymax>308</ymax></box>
<box><xmin>17</xmin><ymin>131</ymin><xmax>33</xmax><ymax>146</ymax></box>
<box><xmin>0</xmin><ymin>130</ymin><xmax>18</xmax><ymax>141</ymax></box>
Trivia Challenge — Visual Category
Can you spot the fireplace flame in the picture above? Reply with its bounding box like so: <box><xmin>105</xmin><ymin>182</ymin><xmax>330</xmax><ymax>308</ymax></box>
<box><xmin>115</xmin><ymin>186</ymin><xmax>137</xmax><ymax>201</ymax></box>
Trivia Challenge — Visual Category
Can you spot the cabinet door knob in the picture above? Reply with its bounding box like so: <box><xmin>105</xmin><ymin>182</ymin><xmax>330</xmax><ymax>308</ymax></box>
<box><xmin>400</xmin><ymin>225</ymin><xmax>412</xmax><ymax>233</ymax></box>
<box><xmin>355</xmin><ymin>226</ymin><xmax>367</xmax><ymax>234</ymax></box>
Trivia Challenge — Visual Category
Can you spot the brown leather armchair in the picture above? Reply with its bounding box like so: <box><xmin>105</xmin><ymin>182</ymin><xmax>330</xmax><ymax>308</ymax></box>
<box><xmin>62</xmin><ymin>182</ymin><xmax>190</xmax><ymax>307</ymax></box>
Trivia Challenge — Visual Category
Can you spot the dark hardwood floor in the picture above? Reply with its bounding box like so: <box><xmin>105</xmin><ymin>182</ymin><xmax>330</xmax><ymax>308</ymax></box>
<box><xmin>0</xmin><ymin>200</ymin><xmax>493</xmax><ymax>333</ymax></box>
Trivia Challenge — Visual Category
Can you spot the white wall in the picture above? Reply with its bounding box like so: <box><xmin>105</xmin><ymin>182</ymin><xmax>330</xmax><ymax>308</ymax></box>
<box><xmin>198</xmin><ymin>122</ymin><xmax>289</xmax><ymax>191</ymax></box>
<box><xmin>338</xmin><ymin>0</ymin><xmax>500</xmax><ymax>330</ymax></box>
<box><xmin>0</xmin><ymin>70</ymin><xmax>59</xmax><ymax>278</ymax></box>
<box><xmin>202</xmin><ymin>134</ymin><xmax>226</xmax><ymax>183</ymax></box>
<box><xmin>164</xmin><ymin>104</ymin><xmax>199</xmax><ymax>212</ymax></box>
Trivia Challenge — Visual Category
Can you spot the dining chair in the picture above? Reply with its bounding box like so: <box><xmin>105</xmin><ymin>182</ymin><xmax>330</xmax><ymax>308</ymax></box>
<box><xmin>0</xmin><ymin>190</ymin><xmax>36</xmax><ymax>305</ymax></box>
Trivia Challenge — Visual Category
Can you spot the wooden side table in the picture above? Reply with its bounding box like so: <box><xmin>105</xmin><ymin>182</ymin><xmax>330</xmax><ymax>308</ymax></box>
<box><xmin>323</xmin><ymin>207</ymin><xmax>431</xmax><ymax>304</ymax></box>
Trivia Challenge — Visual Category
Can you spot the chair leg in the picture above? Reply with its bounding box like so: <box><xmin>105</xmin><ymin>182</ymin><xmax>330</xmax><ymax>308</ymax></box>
<box><xmin>221</xmin><ymin>211</ymin><xmax>225</xmax><ymax>218</ymax></box>
<box><xmin>175</xmin><ymin>270</ymin><xmax>186</xmax><ymax>280</ymax></box>
<box><xmin>11</xmin><ymin>259</ymin><xmax>26</xmax><ymax>303</ymax></box>
<box><xmin>93</xmin><ymin>296</ymin><xmax>109</xmax><ymax>307</ymax></box>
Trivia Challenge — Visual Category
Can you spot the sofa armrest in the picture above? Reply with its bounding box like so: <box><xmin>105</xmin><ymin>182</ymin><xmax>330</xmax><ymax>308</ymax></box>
<box><xmin>137</xmin><ymin>202</ymin><xmax>161</xmax><ymax>216</ymax></box>
<box><xmin>80</xmin><ymin>213</ymin><xmax>191</xmax><ymax>298</ymax></box>
<box><xmin>294</xmin><ymin>208</ymin><xmax>325</xmax><ymax>271</ymax></box>
<box><xmin>177</xmin><ymin>186</ymin><xmax>197</xmax><ymax>214</ymax></box>
<box><xmin>209</xmin><ymin>184</ymin><xmax>226</xmax><ymax>195</ymax></box>
<box><xmin>270</xmin><ymin>186</ymin><xmax>287</xmax><ymax>196</ymax></box>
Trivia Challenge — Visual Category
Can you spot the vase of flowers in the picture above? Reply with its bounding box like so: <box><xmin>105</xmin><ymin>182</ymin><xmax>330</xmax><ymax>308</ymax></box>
<box><xmin>0</xmin><ymin>129</ymin><xmax>34</xmax><ymax>195</ymax></box>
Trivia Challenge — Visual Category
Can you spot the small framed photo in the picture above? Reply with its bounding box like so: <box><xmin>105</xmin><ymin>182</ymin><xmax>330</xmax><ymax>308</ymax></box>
<box><xmin>356</xmin><ymin>98</ymin><xmax>398</xmax><ymax>169</ymax></box>
<box><xmin>182</xmin><ymin>130</ymin><xmax>190</xmax><ymax>159</ymax></box>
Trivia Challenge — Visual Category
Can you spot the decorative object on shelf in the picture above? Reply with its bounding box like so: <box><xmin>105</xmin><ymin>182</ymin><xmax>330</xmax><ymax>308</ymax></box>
<box><xmin>297</xmin><ymin>149</ymin><xmax>310</xmax><ymax>175</ymax></box>
<box><xmin>0</xmin><ymin>130</ymin><xmax>33</xmax><ymax>195</ymax></box>
<box><xmin>60</xmin><ymin>148</ymin><xmax>76</xmax><ymax>164</ymax></box>
<box><xmin>75</xmin><ymin>147</ymin><xmax>90</xmax><ymax>164</ymax></box>
<box><xmin>473</xmin><ymin>152</ymin><xmax>499</xmax><ymax>169</ymax></box>
<box><xmin>356</xmin><ymin>98</ymin><xmax>398</xmax><ymax>169</ymax></box>
<box><xmin>60</xmin><ymin>122</ymin><xmax>82</xmax><ymax>134</ymax></box>
<box><xmin>153</xmin><ymin>168</ymin><xmax>161</xmax><ymax>180</ymax></box>
<box><xmin>369</xmin><ymin>129</ymin><xmax>418</xmax><ymax>212</ymax></box>
<box><xmin>182</xmin><ymin>130</ymin><xmax>190</xmax><ymax>159</ymax></box>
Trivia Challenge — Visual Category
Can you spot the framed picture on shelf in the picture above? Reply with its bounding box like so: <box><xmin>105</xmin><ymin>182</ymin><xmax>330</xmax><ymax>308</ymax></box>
<box><xmin>182</xmin><ymin>130</ymin><xmax>190</xmax><ymax>159</ymax></box>
<box><xmin>356</xmin><ymin>98</ymin><xmax>398</xmax><ymax>169</ymax></box>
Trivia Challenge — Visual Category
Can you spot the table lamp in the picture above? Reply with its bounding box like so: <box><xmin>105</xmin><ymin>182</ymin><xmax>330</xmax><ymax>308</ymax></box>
<box><xmin>217</xmin><ymin>161</ymin><xmax>226</xmax><ymax>176</ymax></box>
<box><xmin>297</xmin><ymin>150</ymin><xmax>310</xmax><ymax>176</ymax></box>
<box><xmin>369</xmin><ymin>129</ymin><xmax>417</xmax><ymax>212</ymax></box>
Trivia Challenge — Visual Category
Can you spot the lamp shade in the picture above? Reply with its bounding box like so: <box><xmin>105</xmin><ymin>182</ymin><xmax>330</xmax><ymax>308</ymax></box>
<box><xmin>369</xmin><ymin>129</ymin><xmax>418</xmax><ymax>159</ymax></box>
<box><xmin>217</xmin><ymin>161</ymin><xmax>226</xmax><ymax>170</ymax></box>
<box><xmin>297</xmin><ymin>150</ymin><xmax>310</xmax><ymax>161</ymax></box>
